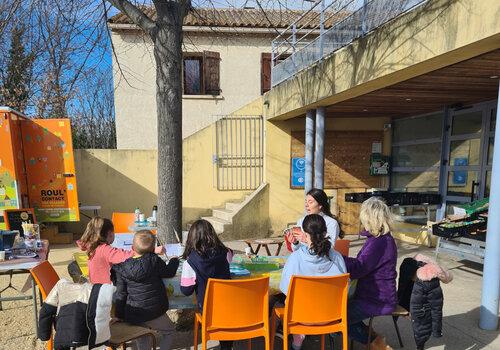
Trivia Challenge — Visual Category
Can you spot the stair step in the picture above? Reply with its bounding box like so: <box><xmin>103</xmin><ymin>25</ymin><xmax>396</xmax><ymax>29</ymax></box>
<box><xmin>212</xmin><ymin>208</ymin><xmax>234</xmax><ymax>221</ymax></box>
<box><xmin>202</xmin><ymin>216</ymin><xmax>231</xmax><ymax>234</ymax></box>
<box><xmin>225</xmin><ymin>202</ymin><xmax>241</xmax><ymax>211</ymax></box>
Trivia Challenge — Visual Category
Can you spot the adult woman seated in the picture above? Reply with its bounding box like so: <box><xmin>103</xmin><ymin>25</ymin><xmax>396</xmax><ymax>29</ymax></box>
<box><xmin>286</xmin><ymin>188</ymin><xmax>341</xmax><ymax>251</ymax></box>
<box><xmin>343</xmin><ymin>197</ymin><xmax>397</xmax><ymax>350</ymax></box>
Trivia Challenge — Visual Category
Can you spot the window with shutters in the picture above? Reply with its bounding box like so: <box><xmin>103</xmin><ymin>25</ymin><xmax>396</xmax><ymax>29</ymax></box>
<box><xmin>261</xmin><ymin>53</ymin><xmax>272</xmax><ymax>95</ymax></box>
<box><xmin>183</xmin><ymin>51</ymin><xmax>221</xmax><ymax>96</ymax></box>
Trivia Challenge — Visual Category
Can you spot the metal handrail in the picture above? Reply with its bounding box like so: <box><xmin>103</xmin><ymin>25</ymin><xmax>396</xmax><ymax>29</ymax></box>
<box><xmin>271</xmin><ymin>0</ymin><xmax>429</xmax><ymax>87</ymax></box>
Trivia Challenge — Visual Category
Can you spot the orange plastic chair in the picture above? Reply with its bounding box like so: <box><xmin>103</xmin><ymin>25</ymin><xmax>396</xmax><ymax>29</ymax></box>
<box><xmin>334</xmin><ymin>239</ymin><xmax>350</xmax><ymax>257</ymax></box>
<box><xmin>30</xmin><ymin>261</ymin><xmax>61</xmax><ymax>350</ymax></box>
<box><xmin>271</xmin><ymin>274</ymin><xmax>350</xmax><ymax>350</ymax></box>
<box><xmin>194</xmin><ymin>277</ymin><xmax>270</xmax><ymax>350</ymax></box>
<box><xmin>111</xmin><ymin>212</ymin><xmax>135</xmax><ymax>234</ymax></box>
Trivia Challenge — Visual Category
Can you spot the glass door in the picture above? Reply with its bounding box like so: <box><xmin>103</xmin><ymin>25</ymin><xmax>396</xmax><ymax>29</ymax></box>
<box><xmin>442</xmin><ymin>102</ymin><xmax>496</xmax><ymax>212</ymax></box>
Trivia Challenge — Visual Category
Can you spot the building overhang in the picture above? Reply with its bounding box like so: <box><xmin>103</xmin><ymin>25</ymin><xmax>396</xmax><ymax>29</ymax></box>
<box><xmin>264</xmin><ymin>0</ymin><xmax>500</xmax><ymax>121</ymax></box>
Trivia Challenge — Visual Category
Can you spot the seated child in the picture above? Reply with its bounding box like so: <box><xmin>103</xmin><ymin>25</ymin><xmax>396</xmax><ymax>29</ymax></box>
<box><xmin>78</xmin><ymin>217</ymin><xmax>164</xmax><ymax>284</ymax></box>
<box><xmin>180</xmin><ymin>219</ymin><xmax>233</xmax><ymax>350</ymax></box>
<box><xmin>278</xmin><ymin>214</ymin><xmax>347</xmax><ymax>350</ymax></box>
<box><xmin>112</xmin><ymin>230</ymin><xmax>179</xmax><ymax>350</ymax></box>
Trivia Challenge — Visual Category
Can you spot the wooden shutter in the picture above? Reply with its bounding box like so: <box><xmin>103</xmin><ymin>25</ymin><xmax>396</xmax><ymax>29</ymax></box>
<box><xmin>203</xmin><ymin>51</ymin><xmax>221</xmax><ymax>95</ymax></box>
<box><xmin>261</xmin><ymin>53</ymin><xmax>272</xmax><ymax>94</ymax></box>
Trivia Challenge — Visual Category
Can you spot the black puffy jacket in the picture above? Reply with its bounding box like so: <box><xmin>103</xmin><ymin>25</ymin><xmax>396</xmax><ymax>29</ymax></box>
<box><xmin>38</xmin><ymin>280</ymin><xmax>115</xmax><ymax>350</ymax></box>
<box><xmin>408</xmin><ymin>254</ymin><xmax>452</xmax><ymax>350</ymax></box>
<box><xmin>111</xmin><ymin>253</ymin><xmax>179</xmax><ymax>324</ymax></box>
<box><xmin>410</xmin><ymin>278</ymin><xmax>443</xmax><ymax>349</ymax></box>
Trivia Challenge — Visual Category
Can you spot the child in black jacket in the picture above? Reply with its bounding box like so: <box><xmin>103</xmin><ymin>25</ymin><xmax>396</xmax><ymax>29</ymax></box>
<box><xmin>398</xmin><ymin>254</ymin><xmax>453</xmax><ymax>350</ymax></box>
<box><xmin>112</xmin><ymin>230</ymin><xmax>179</xmax><ymax>350</ymax></box>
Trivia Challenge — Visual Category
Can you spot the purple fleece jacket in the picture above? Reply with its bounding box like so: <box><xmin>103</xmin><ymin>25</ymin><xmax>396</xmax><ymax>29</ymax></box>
<box><xmin>344</xmin><ymin>230</ymin><xmax>397</xmax><ymax>316</ymax></box>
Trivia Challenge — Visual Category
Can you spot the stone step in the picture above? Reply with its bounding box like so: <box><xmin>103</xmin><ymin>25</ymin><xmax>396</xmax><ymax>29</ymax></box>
<box><xmin>201</xmin><ymin>216</ymin><xmax>232</xmax><ymax>234</ymax></box>
<box><xmin>225</xmin><ymin>202</ymin><xmax>241</xmax><ymax>211</ymax></box>
<box><xmin>212</xmin><ymin>208</ymin><xmax>234</xmax><ymax>222</ymax></box>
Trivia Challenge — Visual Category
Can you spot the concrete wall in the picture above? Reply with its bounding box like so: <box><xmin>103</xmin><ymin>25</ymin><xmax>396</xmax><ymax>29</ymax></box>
<box><xmin>264</xmin><ymin>0</ymin><xmax>500</xmax><ymax>120</ymax></box>
<box><xmin>111</xmin><ymin>30</ymin><xmax>273</xmax><ymax>149</ymax></box>
<box><xmin>67</xmin><ymin>124</ymin><xmax>250</xmax><ymax>233</ymax></box>
<box><xmin>228</xmin><ymin>183</ymin><xmax>270</xmax><ymax>240</ymax></box>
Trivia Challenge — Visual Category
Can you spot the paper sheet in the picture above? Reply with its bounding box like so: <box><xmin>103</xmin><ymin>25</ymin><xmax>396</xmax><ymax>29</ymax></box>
<box><xmin>166</xmin><ymin>243</ymin><xmax>183</xmax><ymax>257</ymax></box>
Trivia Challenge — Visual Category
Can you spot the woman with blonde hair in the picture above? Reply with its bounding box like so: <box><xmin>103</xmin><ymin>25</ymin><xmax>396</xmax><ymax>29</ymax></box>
<box><xmin>343</xmin><ymin>197</ymin><xmax>398</xmax><ymax>350</ymax></box>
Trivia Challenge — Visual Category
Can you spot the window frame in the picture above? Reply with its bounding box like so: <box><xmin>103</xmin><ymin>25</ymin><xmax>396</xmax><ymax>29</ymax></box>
<box><xmin>183</xmin><ymin>53</ymin><xmax>204</xmax><ymax>95</ymax></box>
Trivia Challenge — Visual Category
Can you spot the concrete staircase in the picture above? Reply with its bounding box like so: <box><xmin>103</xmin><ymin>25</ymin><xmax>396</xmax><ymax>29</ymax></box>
<box><xmin>201</xmin><ymin>197</ymin><xmax>248</xmax><ymax>234</ymax></box>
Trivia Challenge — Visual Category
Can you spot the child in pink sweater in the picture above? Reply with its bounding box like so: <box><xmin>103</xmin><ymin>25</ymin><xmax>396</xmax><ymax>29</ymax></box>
<box><xmin>78</xmin><ymin>217</ymin><xmax>163</xmax><ymax>284</ymax></box>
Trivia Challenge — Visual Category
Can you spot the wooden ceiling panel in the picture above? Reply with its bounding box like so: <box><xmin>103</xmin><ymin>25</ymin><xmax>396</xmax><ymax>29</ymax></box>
<box><xmin>325</xmin><ymin>49</ymin><xmax>500</xmax><ymax>119</ymax></box>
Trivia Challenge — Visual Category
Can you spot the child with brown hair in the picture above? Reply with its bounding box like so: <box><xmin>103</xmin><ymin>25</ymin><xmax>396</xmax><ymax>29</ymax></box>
<box><xmin>112</xmin><ymin>230</ymin><xmax>179</xmax><ymax>350</ymax></box>
<box><xmin>78</xmin><ymin>217</ymin><xmax>164</xmax><ymax>284</ymax></box>
<box><xmin>78</xmin><ymin>217</ymin><xmax>133</xmax><ymax>284</ymax></box>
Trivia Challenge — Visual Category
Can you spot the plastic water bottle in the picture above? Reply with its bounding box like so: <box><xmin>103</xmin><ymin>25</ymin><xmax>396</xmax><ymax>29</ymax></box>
<box><xmin>134</xmin><ymin>207</ymin><xmax>141</xmax><ymax>222</ymax></box>
<box><xmin>152</xmin><ymin>205</ymin><xmax>158</xmax><ymax>223</ymax></box>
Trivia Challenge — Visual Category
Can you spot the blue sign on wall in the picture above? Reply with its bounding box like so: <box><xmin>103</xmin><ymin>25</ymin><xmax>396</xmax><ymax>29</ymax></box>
<box><xmin>291</xmin><ymin>157</ymin><xmax>306</xmax><ymax>188</ymax></box>
<box><xmin>453</xmin><ymin>158</ymin><xmax>468</xmax><ymax>185</ymax></box>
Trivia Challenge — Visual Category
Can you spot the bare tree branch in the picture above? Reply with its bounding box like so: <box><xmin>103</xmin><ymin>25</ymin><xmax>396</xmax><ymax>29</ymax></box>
<box><xmin>106</xmin><ymin>0</ymin><xmax>156</xmax><ymax>35</ymax></box>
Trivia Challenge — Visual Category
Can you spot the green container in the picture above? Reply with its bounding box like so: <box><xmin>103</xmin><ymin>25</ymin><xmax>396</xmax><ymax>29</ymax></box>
<box><xmin>239</xmin><ymin>262</ymin><xmax>281</xmax><ymax>272</ymax></box>
<box><xmin>457</xmin><ymin>198</ymin><xmax>489</xmax><ymax>215</ymax></box>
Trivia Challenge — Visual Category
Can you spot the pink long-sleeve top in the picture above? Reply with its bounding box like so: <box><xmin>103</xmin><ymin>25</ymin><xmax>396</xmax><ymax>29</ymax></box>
<box><xmin>81</xmin><ymin>243</ymin><xmax>134</xmax><ymax>284</ymax></box>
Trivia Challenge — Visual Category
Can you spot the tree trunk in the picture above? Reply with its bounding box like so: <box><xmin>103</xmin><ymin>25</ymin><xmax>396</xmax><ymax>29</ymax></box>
<box><xmin>153</xmin><ymin>5</ymin><xmax>184</xmax><ymax>244</ymax></box>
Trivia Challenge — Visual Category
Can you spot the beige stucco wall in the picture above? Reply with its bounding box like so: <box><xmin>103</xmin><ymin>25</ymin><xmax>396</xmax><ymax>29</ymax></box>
<box><xmin>111</xmin><ymin>30</ymin><xmax>273</xmax><ymax>149</ymax></box>
<box><xmin>264</xmin><ymin>0</ymin><xmax>500</xmax><ymax>120</ymax></box>
<box><xmin>67</xmin><ymin>123</ymin><xmax>250</xmax><ymax>233</ymax></box>
<box><xmin>224</xmin><ymin>183</ymin><xmax>270</xmax><ymax>240</ymax></box>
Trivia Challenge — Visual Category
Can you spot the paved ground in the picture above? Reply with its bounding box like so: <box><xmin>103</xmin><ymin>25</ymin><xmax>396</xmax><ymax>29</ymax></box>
<box><xmin>0</xmin><ymin>237</ymin><xmax>498</xmax><ymax>349</ymax></box>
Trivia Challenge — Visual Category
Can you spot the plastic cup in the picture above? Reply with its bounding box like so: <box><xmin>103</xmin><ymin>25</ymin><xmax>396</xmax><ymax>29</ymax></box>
<box><xmin>244</xmin><ymin>247</ymin><xmax>252</xmax><ymax>256</ymax></box>
<box><xmin>0</xmin><ymin>251</ymin><xmax>5</xmax><ymax>261</ymax></box>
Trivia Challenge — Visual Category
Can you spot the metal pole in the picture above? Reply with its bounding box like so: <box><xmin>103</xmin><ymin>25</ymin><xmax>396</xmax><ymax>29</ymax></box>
<box><xmin>361</xmin><ymin>0</ymin><xmax>368</xmax><ymax>35</ymax></box>
<box><xmin>305</xmin><ymin>110</ymin><xmax>315</xmax><ymax>194</ymax></box>
<box><xmin>479</xmin><ymin>82</ymin><xmax>500</xmax><ymax>330</ymax></box>
<box><xmin>314</xmin><ymin>106</ymin><xmax>326</xmax><ymax>189</ymax></box>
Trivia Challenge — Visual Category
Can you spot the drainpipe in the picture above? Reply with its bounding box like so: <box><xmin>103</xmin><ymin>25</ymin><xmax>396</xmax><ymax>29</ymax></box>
<box><xmin>314</xmin><ymin>106</ymin><xmax>326</xmax><ymax>189</ymax></box>
<box><xmin>479</xmin><ymin>81</ymin><xmax>500</xmax><ymax>330</ymax></box>
<box><xmin>305</xmin><ymin>110</ymin><xmax>315</xmax><ymax>195</ymax></box>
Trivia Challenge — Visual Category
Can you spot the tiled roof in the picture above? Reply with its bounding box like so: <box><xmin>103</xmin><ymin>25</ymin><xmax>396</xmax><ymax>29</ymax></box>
<box><xmin>109</xmin><ymin>7</ymin><xmax>344</xmax><ymax>30</ymax></box>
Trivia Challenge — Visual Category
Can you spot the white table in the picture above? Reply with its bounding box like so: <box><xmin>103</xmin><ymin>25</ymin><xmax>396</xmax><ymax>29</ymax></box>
<box><xmin>0</xmin><ymin>240</ymin><xmax>49</xmax><ymax>328</ymax></box>
<box><xmin>128</xmin><ymin>224</ymin><xmax>157</xmax><ymax>232</ymax></box>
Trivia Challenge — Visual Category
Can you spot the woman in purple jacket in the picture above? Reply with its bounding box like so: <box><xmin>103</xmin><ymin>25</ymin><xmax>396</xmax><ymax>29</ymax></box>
<box><xmin>344</xmin><ymin>197</ymin><xmax>397</xmax><ymax>350</ymax></box>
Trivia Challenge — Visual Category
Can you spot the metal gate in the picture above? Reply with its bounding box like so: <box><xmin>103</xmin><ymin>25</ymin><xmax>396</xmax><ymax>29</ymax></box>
<box><xmin>215</xmin><ymin>115</ymin><xmax>264</xmax><ymax>191</ymax></box>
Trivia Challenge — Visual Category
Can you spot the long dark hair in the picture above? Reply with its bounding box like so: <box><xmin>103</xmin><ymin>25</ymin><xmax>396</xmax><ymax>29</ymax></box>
<box><xmin>307</xmin><ymin>188</ymin><xmax>344</xmax><ymax>238</ymax></box>
<box><xmin>307</xmin><ymin>188</ymin><xmax>333</xmax><ymax>217</ymax></box>
<box><xmin>182</xmin><ymin>219</ymin><xmax>227</xmax><ymax>259</ymax></box>
<box><xmin>302</xmin><ymin>214</ymin><xmax>331</xmax><ymax>258</ymax></box>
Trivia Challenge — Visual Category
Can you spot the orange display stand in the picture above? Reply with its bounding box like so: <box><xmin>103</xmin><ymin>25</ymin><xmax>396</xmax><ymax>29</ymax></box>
<box><xmin>0</xmin><ymin>107</ymin><xmax>79</xmax><ymax>229</ymax></box>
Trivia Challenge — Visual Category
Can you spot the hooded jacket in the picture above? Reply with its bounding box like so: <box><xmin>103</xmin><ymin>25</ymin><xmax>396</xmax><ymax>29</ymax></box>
<box><xmin>38</xmin><ymin>279</ymin><xmax>115</xmax><ymax>350</ymax></box>
<box><xmin>111</xmin><ymin>253</ymin><xmax>179</xmax><ymax>324</ymax></box>
<box><xmin>344</xmin><ymin>230</ymin><xmax>398</xmax><ymax>317</ymax></box>
<box><xmin>180</xmin><ymin>248</ymin><xmax>232</xmax><ymax>311</ymax></box>
<box><xmin>410</xmin><ymin>254</ymin><xmax>452</xmax><ymax>349</ymax></box>
<box><xmin>280</xmin><ymin>244</ymin><xmax>347</xmax><ymax>294</ymax></box>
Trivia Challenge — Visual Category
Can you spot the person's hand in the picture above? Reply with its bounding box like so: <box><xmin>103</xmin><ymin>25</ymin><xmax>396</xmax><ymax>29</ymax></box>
<box><xmin>155</xmin><ymin>245</ymin><xmax>166</xmax><ymax>255</ymax></box>
<box><xmin>284</xmin><ymin>229</ymin><xmax>297</xmax><ymax>244</ymax></box>
<box><xmin>292</xmin><ymin>228</ymin><xmax>306</xmax><ymax>243</ymax></box>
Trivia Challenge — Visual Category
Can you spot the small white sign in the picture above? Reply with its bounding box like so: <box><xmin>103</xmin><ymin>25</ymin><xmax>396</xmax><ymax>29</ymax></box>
<box><xmin>372</xmin><ymin>142</ymin><xmax>382</xmax><ymax>154</ymax></box>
